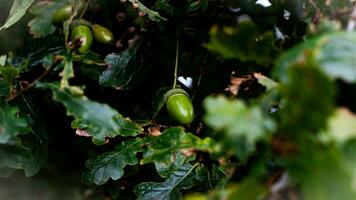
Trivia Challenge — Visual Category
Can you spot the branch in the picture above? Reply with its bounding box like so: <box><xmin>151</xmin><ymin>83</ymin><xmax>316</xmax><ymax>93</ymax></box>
<box><xmin>5</xmin><ymin>68</ymin><xmax>51</xmax><ymax>102</ymax></box>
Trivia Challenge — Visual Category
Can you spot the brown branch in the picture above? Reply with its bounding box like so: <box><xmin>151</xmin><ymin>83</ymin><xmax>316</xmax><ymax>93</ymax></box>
<box><xmin>5</xmin><ymin>68</ymin><xmax>51</xmax><ymax>102</ymax></box>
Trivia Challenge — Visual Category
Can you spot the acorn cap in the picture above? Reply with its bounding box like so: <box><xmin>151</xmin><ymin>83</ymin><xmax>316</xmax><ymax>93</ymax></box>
<box><xmin>164</xmin><ymin>88</ymin><xmax>190</xmax><ymax>102</ymax></box>
<box><xmin>70</xmin><ymin>19</ymin><xmax>91</xmax><ymax>30</ymax></box>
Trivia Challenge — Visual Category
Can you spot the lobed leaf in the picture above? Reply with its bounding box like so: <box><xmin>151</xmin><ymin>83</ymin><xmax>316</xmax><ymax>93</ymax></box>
<box><xmin>204</xmin><ymin>95</ymin><xmax>276</xmax><ymax>159</ymax></box>
<box><xmin>0</xmin><ymin>104</ymin><xmax>28</xmax><ymax>144</ymax></box>
<box><xmin>0</xmin><ymin>137</ymin><xmax>47</xmax><ymax>178</ymax></box>
<box><xmin>0</xmin><ymin>0</ymin><xmax>34</xmax><ymax>31</ymax></box>
<box><xmin>278</xmin><ymin>56</ymin><xmax>334</xmax><ymax>134</ymax></box>
<box><xmin>0</xmin><ymin>144</ymin><xmax>32</xmax><ymax>176</ymax></box>
<box><xmin>0</xmin><ymin>96</ymin><xmax>48</xmax><ymax>177</ymax></box>
<box><xmin>274</xmin><ymin>32</ymin><xmax>356</xmax><ymax>83</ymax></box>
<box><xmin>27</xmin><ymin>0</ymin><xmax>69</xmax><ymax>38</ymax></box>
<box><xmin>99</xmin><ymin>38</ymin><xmax>144</xmax><ymax>89</ymax></box>
<box><xmin>36</xmin><ymin>82</ymin><xmax>121</xmax><ymax>140</ymax></box>
<box><xmin>82</xmin><ymin>138</ymin><xmax>146</xmax><ymax>185</ymax></box>
<box><xmin>142</xmin><ymin>127</ymin><xmax>215</xmax><ymax>177</ymax></box>
<box><xmin>134</xmin><ymin>164</ymin><xmax>197</xmax><ymax>200</ymax></box>
<box><xmin>205</xmin><ymin>21</ymin><xmax>276</xmax><ymax>66</ymax></box>
<box><xmin>71</xmin><ymin>113</ymin><xmax>143</xmax><ymax>140</ymax></box>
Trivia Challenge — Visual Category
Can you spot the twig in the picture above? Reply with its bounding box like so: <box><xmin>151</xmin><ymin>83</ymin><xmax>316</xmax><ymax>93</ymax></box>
<box><xmin>65</xmin><ymin>1</ymin><xmax>82</xmax><ymax>50</ymax></box>
<box><xmin>191</xmin><ymin>71</ymin><xmax>202</xmax><ymax>101</ymax></box>
<box><xmin>172</xmin><ymin>39</ymin><xmax>179</xmax><ymax>89</ymax></box>
<box><xmin>6</xmin><ymin>68</ymin><xmax>51</xmax><ymax>102</ymax></box>
<box><xmin>79</xmin><ymin>0</ymin><xmax>91</xmax><ymax>19</ymax></box>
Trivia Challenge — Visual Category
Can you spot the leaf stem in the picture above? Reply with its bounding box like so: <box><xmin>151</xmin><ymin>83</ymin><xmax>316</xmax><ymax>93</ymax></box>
<box><xmin>79</xmin><ymin>0</ymin><xmax>91</xmax><ymax>20</ymax></box>
<box><xmin>172</xmin><ymin>39</ymin><xmax>179</xmax><ymax>89</ymax></box>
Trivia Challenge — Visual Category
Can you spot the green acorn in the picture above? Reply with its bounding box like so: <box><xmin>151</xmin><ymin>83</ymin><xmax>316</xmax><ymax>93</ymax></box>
<box><xmin>52</xmin><ymin>5</ymin><xmax>72</xmax><ymax>24</ymax></box>
<box><xmin>71</xmin><ymin>24</ymin><xmax>93</xmax><ymax>54</ymax></box>
<box><xmin>91</xmin><ymin>24</ymin><xmax>114</xmax><ymax>44</ymax></box>
<box><xmin>165</xmin><ymin>89</ymin><xmax>194</xmax><ymax>125</ymax></box>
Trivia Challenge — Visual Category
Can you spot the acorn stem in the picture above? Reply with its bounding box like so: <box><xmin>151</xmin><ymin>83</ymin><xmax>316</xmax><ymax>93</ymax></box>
<box><xmin>79</xmin><ymin>0</ymin><xmax>90</xmax><ymax>20</ymax></box>
<box><xmin>173</xmin><ymin>38</ymin><xmax>179</xmax><ymax>89</ymax></box>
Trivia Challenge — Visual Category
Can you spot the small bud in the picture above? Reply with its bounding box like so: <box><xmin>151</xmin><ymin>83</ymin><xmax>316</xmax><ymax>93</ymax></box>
<box><xmin>116</xmin><ymin>12</ymin><xmax>127</xmax><ymax>22</ymax></box>
<box><xmin>128</xmin><ymin>26</ymin><xmax>136</xmax><ymax>33</ymax></box>
<box><xmin>148</xmin><ymin>127</ymin><xmax>161</xmax><ymax>136</ymax></box>
<box><xmin>138</xmin><ymin>11</ymin><xmax>145</xmax><ymax>17</ymax></box>
<box><xmin>132</xmin><ymin>2</ymin><xmax>139</xmax><ymax>9</ymax></box>
<box><xmin>116</xmin><ymin>40</ymin><xmax>124</xmax><ymax>48</ymax></box>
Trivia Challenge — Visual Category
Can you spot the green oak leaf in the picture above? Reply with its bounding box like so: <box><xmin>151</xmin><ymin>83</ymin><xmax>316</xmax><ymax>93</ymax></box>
<box><xmin>274</xmin><ymin>32</ymin><xmax>356</xmax><ymax>83</ymax></box>
<box><xmin>0</xmin><ymin>136</ymin><xmax>47</xmax><ymax>177</ymax></box>
<box><xmin>14</xmin><ymin>95</ymin><xmax>48</xmax><ymax>177</ymax></box>
<box><xmin>0</xmin><ymin>79</ymin><xmax>9</xmax><ymax>98</ymax></box>
<box><xmin>36</xmin><ymin>82</ymin><xmax>121</xmax><ymax>140</ymax></box>
<box><xmin>286</xmin><ymin>144</ymin><xmax>356</xmax><ymax>200</ymax></box>
<box><xmin>319</xmin><ymin>108</ymin><xmax>356</xmax><ymax>145</ymax></box>
<box><xmin>0</xmin><ymin>144</ymin><xmax>32</xmax><ymax>176</ymax></box>
<box><xmin>153</xmin><ymin>152</ymin><xmax>187</xmax><ymax>179</ymax></box>
<box><xmin>0</xmin><ymin>104</ymin><xmax>28</xmax><ymax>144</ymax></box>
<box><xmin>0</xmin><ymin>96</ymin><xmax>48</xmax><ymax>177</ymax></box>
<box><xmin>151</xmin><ymin>87</ymin><xmax>170</xmax><ymax>118</ymax></box>
<box><xmin>0</xmin><ymin>65</ymin><xmax>20</xmax><ymax>87</ymax></box>
<box><xmin>204</xmin><ymin>95</ymin><xmax>275</xmax><ymax>159</ymax></box>
<box><xmin>73</xmin><ymin>51</ymin><xmax>104</xmax><ymax>65</ymax></box>
<box><xmin>278</xmin><ymin>56</ymin><xmax>334</xmax><ymax>134</ymax></box>
<box><xmin>99</xmin><ymin>38</ymin><xmax>144</xmax><ymax>89</ymax></box>
<box><xmin>134</xmin><ymin>164</ymin><xmax>197</xmax><ymax>200</ymax></box>
<box><xmin>154</xmin><ymin>0</ymin><xmax>175</xmax><ymax>16</ymax></box>
<box><xmin>205</xmin><ymin>21</ymin><xmax>276</xmax><ymax>66</ymax></box>
<box><xmin>28</xmin><ymin>0</ymin><xmax>69</xmax><ymax>38</ymax></box>
<box><xmin>142</xmin><ymin>127</ymin><xmax>215</xmax><ymax>177</ymax></box>
<box><xmin>58</xmin><ymin>51</ymin><xmax>74</xmax><ymax>88</ymax></box>
<box><xmin>0</xmin><ymin>0</ymin><xmax>34</xmax><ymax>31</ymax></box>
<box><xmin>72</xmin><ymin>51</ymin><xmax>105</xmax><ymax>81</ymax></box>
<box><xmin>254</xmin><ymin>73</ymin><xmax>278</xmax><ymax>92</ymax></box>
<box><xmin>71</xmin><ymin>114</ymin><xmax>143</xmax><ymax>140</ymax></box>
<box><xmin>82</xmin><ymin>138</ymin><xmax>145</xmax><ymax>185</ymax></box>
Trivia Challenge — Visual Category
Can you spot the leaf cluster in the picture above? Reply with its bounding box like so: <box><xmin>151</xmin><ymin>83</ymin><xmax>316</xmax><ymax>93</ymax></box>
<box><xmin>1</xmin><ymin>0</ymin><xmax>356</xmax><ymax>199</ymax></box>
